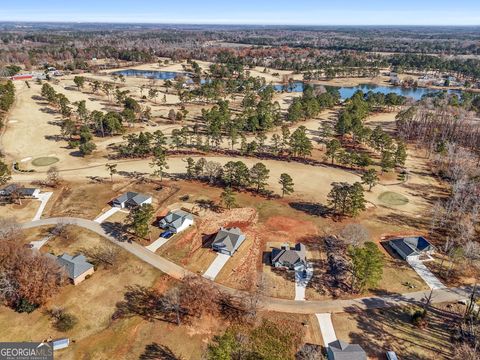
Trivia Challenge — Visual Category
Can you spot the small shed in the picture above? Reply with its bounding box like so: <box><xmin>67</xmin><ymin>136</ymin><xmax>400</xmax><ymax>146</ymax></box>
<box><xmin>51</xmin><ymin>338</ymin><xmax>69</xmax><ymax>351</ymax></box>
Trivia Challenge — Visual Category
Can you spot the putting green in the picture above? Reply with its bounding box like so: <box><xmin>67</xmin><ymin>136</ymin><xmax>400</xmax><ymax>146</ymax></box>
<box><xmin>378</xmin><ymin>191</ymin><xmax>409</xmax><ymax>206</ymax></box>
<box><xmin>31</xmin><ymin>157</ymin><xmax>59</xmax><ymax>167</ymax></box>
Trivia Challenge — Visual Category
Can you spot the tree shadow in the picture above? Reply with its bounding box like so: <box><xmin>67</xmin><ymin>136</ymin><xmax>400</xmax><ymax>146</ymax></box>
<box><xmin>139</xmin><ymin>343</ymin><xmax>180</xmax><ymax>360</ymax></box>
<box><xmin>289</xmin><ymin>202</ymin><xmax>330</xmax><ymax>217</ymax></box>
<box><xmin>342</xmin><ymin>303</ymin><xmax>457</xmax><ymax>359</ymax></box>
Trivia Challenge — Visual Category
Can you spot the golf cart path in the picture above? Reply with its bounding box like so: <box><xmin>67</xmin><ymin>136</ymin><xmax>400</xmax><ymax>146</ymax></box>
<box><xmin>21</xmin><ymin>217</ymin><xmax>471</xmax><ymax>314</ymax></box>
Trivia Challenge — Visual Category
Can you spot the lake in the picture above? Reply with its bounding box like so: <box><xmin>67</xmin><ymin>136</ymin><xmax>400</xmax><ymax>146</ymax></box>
<box><xmin>114</xmin><ymin>69</ymin><xmax>460</xmax><ymax>101</ymax></box>
<box><xmin>273</xmin><ymin>82</ymin><xmax>461</xmax><ymax>100</ymax></box>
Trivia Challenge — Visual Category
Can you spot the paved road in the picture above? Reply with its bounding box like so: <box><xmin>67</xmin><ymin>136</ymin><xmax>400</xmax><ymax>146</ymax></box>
<box><xmin>21</xmin><ymin>217</ymin><xmax>472</xmax><ymax>314</ymax></box>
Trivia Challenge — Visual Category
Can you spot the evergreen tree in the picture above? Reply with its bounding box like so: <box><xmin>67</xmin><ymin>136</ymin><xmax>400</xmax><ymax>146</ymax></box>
<box><xmin>325</xmin><ymin>139</ymin><xmax>342</xmax><ymax>164</ymax></box>
<box><xmin>185</xmin><ymin>157</ymin><xmax>195</xmax><ymax>179</ymax></box>
<box><xmin>361</xmin><ymin>169</ymin><xmax>379</xmax><ymax>191</ymax></box>
<box><xmin>220</xmin><ymin>188</ymin><xmax>237</xmax><ymax>210</ymax></box>
<box><xmin>249</xmin><ymin>162</ymin><xmax>270</xmax><ymax>193</ymax></box>
<box><xmin>279</xmin><ymin>173</ymin><xmax>294</xmax><ymax>197</ymax></box>
<box><xmin>127</xmin><ymin>204</ymin><xmax>154</xmax><ymax>238</ymax></box>
<box><xmin>348</xmin><ymin>242</ymin><xmax>384</xmax><ymax>293</ymax></box>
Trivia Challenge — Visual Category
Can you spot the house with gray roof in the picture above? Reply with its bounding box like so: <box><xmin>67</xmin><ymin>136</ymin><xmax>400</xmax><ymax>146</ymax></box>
<box><xmin>53</xmin><ymin>253</ymin><xmax>94</xmax><ymax>285</ymax></box>
<box><xmin>112</xmin><ymin>192</ymin><xmax>152</xmax><ymax>209</ymax></box>
<box><xmin>0</xmin><ymin>184</ymin><xmax>41</xmax><ymax>198</ymax></box>
<box><xmin>271</xmin><ymin>243</ymin><xmax>307</xmax><ymax>271</ymax></box>
<box><xmin>327</xmin><ymin>340</ymin><xmax>367</xmax><ymax>360</ymax></box>
<box><xmin>212</xmin><ymin>227</ymin><xmax>246</xmax><ymax>256</ymax></box>
<box><xmin>159</xmin><ymin>209</ymin><xmax>193</xmax><ymax>233</ymax></box>
<box><xmin>388</xmin><ymin>236</ymin><xmax>433</xmax><ymax>260</ymax></box>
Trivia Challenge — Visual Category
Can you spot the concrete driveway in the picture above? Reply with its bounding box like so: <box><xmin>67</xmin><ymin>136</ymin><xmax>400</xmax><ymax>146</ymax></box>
<box><xmin>203</xmin><ymin>253</ymin><xmax>231</xmax><ymax>280</ymax></box>
<box><xmin>408</xmin><ymin>258</ymin><xmax>445</xmax><ymax>290</ymax></box>
<box><xmin>295</xmin><ymin>263</ymin><xmax>314</xmax><ymax>301</ymax></box>
<box><xmin>315</xmin><ymin>313</ymin><xmax>337</xmax><ymax>347</ymax></box>
<box><xmin>29</xmin><ymin>235</ymin><xmax>52</xmax><ymax>250</ymax></box>
<box><xmin>146</xmin><ymin>236</ymin><xmax>170</xmax><ymax>252</ymax></box>
<box><xmin>32</xmin><ymin>192</ymin><xmax>53</xmax><ymax>221</ymax></box>
<box><xmin>94</xmin><ymin>207</ymin><xmax>121</xmax><ymax>223</ymax></box>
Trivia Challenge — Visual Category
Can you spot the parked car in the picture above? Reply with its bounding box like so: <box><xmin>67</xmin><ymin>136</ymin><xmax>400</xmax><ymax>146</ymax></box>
<box><xmin>160</xmin><ymin>230</ymin><xmax>174</xmax><ymax>239</ymax></box>
<box><xmin>386</xmin><ymin>351</ymin><xmax>399</xmax><ymax>360</ymax></box>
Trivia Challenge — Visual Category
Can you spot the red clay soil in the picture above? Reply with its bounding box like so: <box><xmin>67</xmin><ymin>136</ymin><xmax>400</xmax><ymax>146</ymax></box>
<box><xmin>261</xmin><ymin>216</ymin><xmax>320</xmax><ymax>244</ymax></box>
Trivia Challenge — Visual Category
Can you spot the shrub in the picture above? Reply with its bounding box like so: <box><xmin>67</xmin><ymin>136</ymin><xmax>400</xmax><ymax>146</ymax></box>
<box><xmin>411</xmin><ymin>308</ymin><xmax>427</xmax><ymax>328</ymax></box>
<box><xmin>55</xmin><ymin>312</ymin><xmax>78</xmax><ymax>332</ymax></box>
<box><xmin>15</xmin><ymin>298</ymin><xmax>39</xmax><ymax>313</ymax></box>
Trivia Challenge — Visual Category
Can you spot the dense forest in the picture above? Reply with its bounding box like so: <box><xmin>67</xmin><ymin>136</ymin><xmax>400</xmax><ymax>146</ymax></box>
<box><xmin>1</xmin><ymin>24</ymin><xmax>480</xmax><ymax>81</ymax></box>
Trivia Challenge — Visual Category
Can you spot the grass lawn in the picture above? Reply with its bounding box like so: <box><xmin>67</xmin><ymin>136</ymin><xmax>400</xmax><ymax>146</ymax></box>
<box><xmin>31</xmin><ymin>156</ymin><xmax>59</xmax><ymax>167</ymax></box>
<box><xmin>378</xmin><ymin>191</ymin><xmax>409</xmax><ymax>206</ymax></box>
<box><xmin>0</xmin><ymin>199</ymin><xmax>40</xmax><ymax>222</ymax></box>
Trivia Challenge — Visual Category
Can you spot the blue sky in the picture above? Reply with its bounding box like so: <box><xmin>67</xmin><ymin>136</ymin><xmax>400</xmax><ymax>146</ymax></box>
<box><xmin>1</xmin><ymin>0</ymin><xmax>479</xmax><ymax>25</ymax></box>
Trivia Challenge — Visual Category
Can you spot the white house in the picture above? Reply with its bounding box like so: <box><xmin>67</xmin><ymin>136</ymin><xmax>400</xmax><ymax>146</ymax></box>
<box><xmin>159</xmin><ymin>209</ymin><xmax>194</xmax><ymax>233</ymax></box>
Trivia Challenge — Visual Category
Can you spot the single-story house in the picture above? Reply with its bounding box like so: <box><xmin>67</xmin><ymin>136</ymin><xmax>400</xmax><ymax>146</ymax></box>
<box><xmin>159</xmin><ymin>209</ymin><xmax>193</xmax><ymax>233</ymax></box>
<box><xmin>327</xmin><ymin>340</ymin><xmax>367</xmax><ymax>360</ymax></box>
<box><xmin>271</xmin><ymin>243</ymin><xmax>307</xmax><ymax>271</ymax></box>
<box><xmin>212</xmin><ymin>227</ymin><xmax>246</xmax><ymax>256</ymax></box>
<box><xmin>51</xmin><ymin>253</ymin><xmax>94</xmax><ymax>285</ymax></box>
<box><xmin>0</xmin><ymin>184</ymin><xmax>41</xmax><ymax>198</ymax></box>
<box><xmin>388</xmin><ymin>236</ymin><xmax>434</xmax><ymax>260</ymax></box>
<box><xmin>112</xmin><ymin>192</ymin><xmax>152</xmax><ymax>209</ymax></box>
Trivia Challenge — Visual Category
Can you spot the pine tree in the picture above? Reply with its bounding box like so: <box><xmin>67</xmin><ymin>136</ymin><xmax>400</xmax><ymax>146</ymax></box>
<box><xmin>279</xmin><ymin>173</ymin><xmax>294</xmax><ymax>197</ymax></box>
<box><xmin>127</xmin><ymin>204</ymin><xmax>154</xmax><ymax>239</ymax></box>
<box><xmin>220</xmin><ymin>188</ymin><xmax>237</xmax><ymax>210</ymax></box>
<box><xmin>249</xmin><ymin>163</ymin><xmax>270</xmax><ymax>193</ymax></box>
<box><xmin>361</xmin><ymin>169</ymin><xmax>379</xmax><ymax>191</ymax></box>
<box><xmin>348</xmin><ymin>242</ymin><xmax>384</xmax><ymax>293</ymax></box>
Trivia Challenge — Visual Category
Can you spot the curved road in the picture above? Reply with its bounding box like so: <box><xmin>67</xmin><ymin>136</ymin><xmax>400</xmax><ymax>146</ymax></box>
<box><xmin>21</xmin><ymin>217</ymin><xmax>472</xmax><ymax>314</ymax></box>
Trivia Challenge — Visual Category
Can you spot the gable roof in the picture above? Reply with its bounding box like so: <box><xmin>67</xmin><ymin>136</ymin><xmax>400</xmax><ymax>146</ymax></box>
<box><xmin>212</xmin><ymin>227</ymin><xmax>245</xmax><ymax>253</ymax></box>
<box><xmin>114</xmin><ymin>192</ymin><xmax>151</xmax><ymax>206</ymax></box>
<box><xmin>328</xmin><ymin>340</ymin><xmax>367</xmax><ymax>360</ymax></box>
<box><xmin>271</xmin><ymin>243</ymin><xmax>306</xmax><ymax>268</ymax></box>
<box><xmin>389</xmin><ymin>236</ymin><xmax>432</xmax><ymax>257</ymax></box>
<box><xmin>159</xmin><ymin>209</ymin><xmax>193</xmax><ymax>229</ymax></box>
<box><xmin>55</xmin><ymin>253</ymin><xmax>93</xmax><ymax>280</ymax></box>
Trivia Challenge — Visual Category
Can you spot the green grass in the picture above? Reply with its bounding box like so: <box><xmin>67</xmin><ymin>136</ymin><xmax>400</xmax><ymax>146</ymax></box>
<box><xmin>378</xmin><ymin>191</ymin><xmax>409</xmax><ymax>206</ymax></box>
<box><xmin>31</xmin><ymin>157</ymin><xmax>59</xmax><ymax>167</ymax></box>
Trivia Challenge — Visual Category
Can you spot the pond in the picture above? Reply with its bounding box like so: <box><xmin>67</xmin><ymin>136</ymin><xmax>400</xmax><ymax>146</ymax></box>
<box><xmin>114</xmin><ymin>69</ymin><xmax>461</xmax><ymax>101</ymax></box>
<box><xmin>273</xmin><ymin>82</ymin><xmax>461</xmax><ymax>100</ymax></box>
<box><xmin>112</xmin><ymin>69</ymin><xmax>189</xmax><ymax>80</ymax></box>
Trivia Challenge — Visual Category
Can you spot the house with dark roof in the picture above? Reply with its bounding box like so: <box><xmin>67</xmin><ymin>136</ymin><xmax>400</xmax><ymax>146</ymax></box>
<box><xmin>327</xmin><ymin>340</ymin><xmax>367</xmax><ymax>360</ymax></box>
<box><xmin>388</xmin><ymin>236</ymin><xmax>434</xmax><ymax>260</ymax></box>
<box><xmin>112</xmin><ymin>192</ymin><xmax>152</xmax><ymax>209</ymax></box>
<box><xmin>0</xmin><ymin>184</ymin><xmax>41</xmax><ymax>198</ymax></box>
<box><xmin>51</xmin><ymin>253</ymin><xmax>94</xmax><ymax>285</ymax></box>
<box><xmin>159</xmin><ymin>209</ymin><xmax>193</xmax><ymax>233</ymax></box>
<box><xmin>271</xmin><ymin>243</ymin><xmax>307</xmax><ymax>271</ymax></box>
<box><xmin>212</xmin><ymin>227</ymin><xmax>246</xmax><ymax>256</ymax></box>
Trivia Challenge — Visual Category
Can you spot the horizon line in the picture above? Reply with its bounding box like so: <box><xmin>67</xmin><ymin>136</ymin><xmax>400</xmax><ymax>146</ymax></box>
<box><xmin>0</xmin><ymin>20</ymin><xmax>479</xmax><ymax>27</ymax></box>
